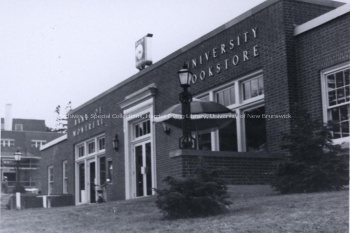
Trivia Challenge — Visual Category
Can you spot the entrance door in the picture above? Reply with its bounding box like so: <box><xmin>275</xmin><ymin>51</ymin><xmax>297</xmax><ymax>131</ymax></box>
<box><xmin>134</xmin><ymin>141</ymin><xmax>152</xmax><ymax>197</ymax></box>
<box><xmin>88</xmin><ymin>160</ymin><xmax>96</xmax><ymax>203</ymax></box>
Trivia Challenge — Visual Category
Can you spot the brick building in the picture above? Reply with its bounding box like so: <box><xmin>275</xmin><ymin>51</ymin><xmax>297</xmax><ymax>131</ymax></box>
<box><xmin>40</xmin><ymin>0</ymin><xmax>349</xmax><ymax>205</ymax></box>
<box><xmin>1</xmin><ymin>106</ymin><xmax>63</xmax><ymax>192</ymax></box>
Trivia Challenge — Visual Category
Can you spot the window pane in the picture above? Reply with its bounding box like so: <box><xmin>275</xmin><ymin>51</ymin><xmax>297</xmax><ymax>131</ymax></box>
<box><xmin>88</xmin><ymin>142</ymin><xmax>95</xmax><ymax>154</ymax></box>
<box><xmin>219</xmin><ymin>120</ymin><xmax>237</xmax><ymax>151</ymax></box>
<box><xmin>336</xmin><ymin>72</ymin><xmax>344</xmax><ymax>88</ymax></box>
<box><xmin>243</xmin><ymin>82</ymin><xmax>251</xmax><ymax>100</ymax></box>
<box><xmin>337</xmin><ymin>88</ymin><xmax>345</xmax><ymax>104</ymax></box>
<box><xmin>327</xmin><ymin>74</ymin><xmax>336</xmax><ymax>90</ymax></box>
<box><xmin>217</xmin><ymin>92</ymin><xmax>224</xmax><ymax>105</ymax></box>
<box><xmin>340</xmin><ymin>105</ymin><xmax>349</xmax><ymax>121</ymax></box>
<box><xmin>258</xmin><ymin>76</ymin><xmax>264</xmax><ymax>95</ymax></box>
<box><xmin>251</xmin><ymin>78</ymin><xmax>259</xmax><ymax>97</ymax></box>
<box><xmin>99</xmin><ymin>138</ymin><xmax>105</xmax><ymax>150</ymax></box>
<box><xmin>345</xmin><ymin>69</ymin><xmax>350</xmax><ymax>85</ymax></box>
<box><xmin>328</xmin><ymin>90</ymin><xmax>336</xmax><ymax>106</ymax></box>
<box><xmin>341</xmin><ymin>122</ymin><xmax>349</xmax><ymax>137</ymax></box>
<box><xmin>197</xmin><ymin>132</ymin><xmax>211</xmax><ymax>150</ymax></box>
<box><xmin>230</xmin><ymin>86</ymin><xmax>235</xmax><ymax>104</ymax></box>
<box><xmin>346</xmin><ymin>86</ymin><xmax>350</xmax><ymax>102</ymax></box>
<box><xmin>245</xmin><ymin>107</ymin><xmax>266</xmax><ymax>152</ymax></box>
<box><xmin>330</xmin><ymin>108</ymin><xmax>340</xmax><ymax>122</ymax></box>
<box><xmin>223</xmin><ymin>89</ymin><xmax>230</xmax><ymax>106</ymax></box>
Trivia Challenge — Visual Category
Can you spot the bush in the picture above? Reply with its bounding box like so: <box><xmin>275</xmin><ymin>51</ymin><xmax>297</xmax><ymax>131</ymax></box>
<box><xmin>155</xmin><ymin>161</ymin><xmax>231</xmax><ymax>219</ymax></box>
<box><xmin>272</xmin><ymin>113</ymin><xmax>349</xmax><ymax>194</ymax></box>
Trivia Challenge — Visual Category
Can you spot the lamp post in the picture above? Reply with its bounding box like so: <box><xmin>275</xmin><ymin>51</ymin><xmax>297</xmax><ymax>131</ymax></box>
<box><xmin>178</xmin><ymin>64</ymin><xmax>196</xmax><ymax>149</ymax></box>
<box><xmin>14</xmin><ymin>150</ymin><xmax>22</xmax><ymax>191</ymax></box>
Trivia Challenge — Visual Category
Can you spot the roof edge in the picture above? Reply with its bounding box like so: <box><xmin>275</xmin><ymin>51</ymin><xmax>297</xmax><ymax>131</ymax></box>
<box><xmin>294</xmin><ymin>2</ymin><xmax>349</xmax><ymax>36</ymax></box>
<box><xmin>40</xmin><ymin>134</ymin><xmax>67</xmax><ymax>151</ymax></box>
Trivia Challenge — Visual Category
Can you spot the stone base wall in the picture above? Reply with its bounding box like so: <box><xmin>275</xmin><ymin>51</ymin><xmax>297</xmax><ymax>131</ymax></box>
<box><xmin>170</xmin><ymin>150</ymin><xmax>284</xmax><ymax>185</ymax></box>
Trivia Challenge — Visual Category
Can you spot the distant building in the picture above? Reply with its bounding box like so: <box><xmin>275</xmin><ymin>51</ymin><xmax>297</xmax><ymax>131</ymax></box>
<box><xmin>1</xmin><ymin>105</ymin><xmax>63</xmax><ymax>192</ymax></box>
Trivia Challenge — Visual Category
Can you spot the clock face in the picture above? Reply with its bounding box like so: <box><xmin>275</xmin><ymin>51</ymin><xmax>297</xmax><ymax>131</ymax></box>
<box><xmin>136</xmin><ymin>43</ymin><xmax>144</xmax><ymax>60</ymax></box>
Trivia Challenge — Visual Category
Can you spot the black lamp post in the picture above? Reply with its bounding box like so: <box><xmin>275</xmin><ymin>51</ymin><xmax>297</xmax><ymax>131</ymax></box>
<box><xmin>14</xmin><ymin>150</ymin><xmax>22</xmax><ymax>191</ymax></box>
<box><xmin>178</xmin><ymin>64</ymin><xmax>196</xmax><ymax>149</ymax></box>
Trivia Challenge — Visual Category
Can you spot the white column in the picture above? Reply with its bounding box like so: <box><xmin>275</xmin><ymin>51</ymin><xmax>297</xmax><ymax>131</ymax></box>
<box><xmin>16</xmin><ymin>192</ymin><xmax>21</xmax><ymax>209</ymax></box>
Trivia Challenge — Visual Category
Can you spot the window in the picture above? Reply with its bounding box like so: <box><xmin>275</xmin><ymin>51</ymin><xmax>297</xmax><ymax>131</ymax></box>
<box><xmin>242</xmin><ymin>75</ymin><xmax>264</xmax><ymax>100</ymax></box>
<box><xmin>196</xmin><ymin>71</ymin><xmax>265</xmax><ymax>152</ymax></box>
<box><xmin>135</xmin><ymin>118</ymin><xmax>151</xmax><ymax>138</ymax></box>
<box><xmin>1</xmin><ymin>139</ymin><xmax>14</xmax><ymax>147</ymax></box>
<box><xmin>107</xmin><ymin>160</ymin><xmax>113</xmax><ymax>183</ymax></box>
<box><xmin>48</xmin><ymin>166</ymin><xmax>54</xmax><ymax>195</ymax></box>
<box><xmin>322</xmin><ymin>65</ymin><xmax>350</xmax><ymax>141</ymax></box>
<box><xmin>88</xmin><ymin>141</ymin><xmax>95</xmax><ymax>154</ymax></box>
<box><xmin>98</xmin><ymin>137</ymin><xmax>105</xmax><ymax>151</ymax></box>
<box><xmin>63</xmin><ymin>161</ymin><xmax>68</xmax><ymax>194</ymax></box>
<box><xmin>216</xmin><ymin>85</ymin><xmax>235</xmax><ymax>106</ymax></box>
<box><xmin>31</xmin><ymin>140</ymin><xmax>47</xmax><ymax>148</ymax></box>
<box><xmin>77</xmin><ymin>145</ymin><xmax>85</xmax><ymax>157</ymax></box>
<box><xmin>14</xmin><ymin>124</ymin><xmax>23</xmax><ymax>131</ymax></box>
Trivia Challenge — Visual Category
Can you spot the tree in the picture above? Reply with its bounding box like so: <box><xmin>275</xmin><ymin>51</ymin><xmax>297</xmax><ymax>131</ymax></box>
<box><xmin>272</xmin><ymin>113</ymin><xmax>349</xmax><ymax>194</ymax></box>
<box><xmin>155</xmin><ymin>160</ymin><xmax>231</xmax><ymax>219</ymax></box>
<box><xmin>53</xmin><ymin>101</ymin><xmax>72</xmax><ymax>133</ymax></box>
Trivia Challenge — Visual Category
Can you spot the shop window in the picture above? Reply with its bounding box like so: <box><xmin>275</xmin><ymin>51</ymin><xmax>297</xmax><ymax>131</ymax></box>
<box><xmin>48</xmin><ymin>166</ymin><xmax>54</xmax><ymax>195</ymax></box>
<box><xmin>242</xmin><ymin>75</ymin><xmax>264</xmax><ymax>100</ymax></box>
<box><xmin>323</xmin><ymin>66</ymin><xmax>350</xmax><ymax>140</ymax></box>
<box><xmin>195</xmin><ymin>71</ymin><xmax>264</xmax><ymax>152</ymax></box>
<box><xmin>98</xmin><ymin>137</ymin><xmax>105</xmax><ymax>151</ymax></box>
<box><xmin>216</xmin><ymin>85</ymin><xmax>235</xmax><ymax>106</ymax></box>
<box><xmin>63</xmin><ymin>161</ymin><xmax>68</xmax><ymax>194</ymax></box>
<box><xmin>78</xmin><ymin>163</ymin><xmax>85</xmax><ymax>203</ymax></box>
<box><xmin>244</xmin><ymin>106</ymin><xmax>267</xmax><ymax>151</ymax></box>
<box><xmin>88</xmin><ymin>141</ymin><xmax>95</xmax><ymax>154</ymax></box>
<box><xmin>107</xmin><ymin>160</ymin><xmax>113</xmax><ymax>183</ymax></box>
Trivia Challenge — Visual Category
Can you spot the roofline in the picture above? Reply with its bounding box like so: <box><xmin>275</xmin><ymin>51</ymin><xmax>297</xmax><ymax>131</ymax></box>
<box><xmin>294</xmin><ymin>2</ymin><xmax>349</xmax><ymax>36</ymax></box>
<box><xmin>40</xmin><ymin>134</ymin><xmax>67</xmax><ymax>151</ymax></box>
<box><xmin>70</xmin><ymin>0</ymin><xmax>344</xmax><ymax>114</ymax></box>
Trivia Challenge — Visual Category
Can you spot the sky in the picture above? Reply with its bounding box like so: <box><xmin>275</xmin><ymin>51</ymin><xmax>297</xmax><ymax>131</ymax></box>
<box><xmin>1</xmin><ymin>0</ymin><xmax>349</xmax><ymax>129</ymax></box>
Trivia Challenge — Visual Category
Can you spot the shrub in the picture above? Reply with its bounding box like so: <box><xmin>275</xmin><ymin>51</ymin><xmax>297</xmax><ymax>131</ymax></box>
<box><xmin>155</xmin><ymin>161</ymin><xmax>232</xmax><ymax>219</ymax></box>
<box><xmin>272</xmin><ymin>113</ymin><xmax>349</xmax><ymax>194</ymax></box>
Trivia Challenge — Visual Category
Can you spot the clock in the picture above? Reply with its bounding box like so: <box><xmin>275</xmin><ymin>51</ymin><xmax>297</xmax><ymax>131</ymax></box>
<box><xmin>135</xmin><ymin>43</ymin><xmax>144</xmax><ymax>60</ymax></box>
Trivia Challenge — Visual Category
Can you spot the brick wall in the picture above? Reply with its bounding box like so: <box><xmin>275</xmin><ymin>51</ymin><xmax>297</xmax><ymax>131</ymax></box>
<box><xmin>296</xmin><ymin>12</ymin><xmax>350</xmax><ymax>120</ymax></box>
<box><xmin>170</xmin><ymin>150</ymin><xmax>284</xmax><ymax>184</ymax></box>
<box><xmin>40</xmin><ymin>139</ymin><xmax>73</xmax><ymax>196</ymax></box>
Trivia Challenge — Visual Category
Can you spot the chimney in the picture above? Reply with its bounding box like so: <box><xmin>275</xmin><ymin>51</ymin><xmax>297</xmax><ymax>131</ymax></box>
<box><xmin>5</xmin><ymin>104</ymin><xmax>12</xmax><ymax>131</ymax></box>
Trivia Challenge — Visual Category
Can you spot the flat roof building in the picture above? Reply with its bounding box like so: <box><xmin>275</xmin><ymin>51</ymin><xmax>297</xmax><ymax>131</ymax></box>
<box><xmin>40</xmin><ymin>0</ymin><xmax>349</xmax><ymax>204</ymax></box>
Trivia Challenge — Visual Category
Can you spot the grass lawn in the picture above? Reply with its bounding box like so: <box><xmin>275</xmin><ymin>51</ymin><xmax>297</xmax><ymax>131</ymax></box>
<box><xmin>0</xmin><ymin>190</ymin><xmax>348</xmax><ymax>233</ymax></box>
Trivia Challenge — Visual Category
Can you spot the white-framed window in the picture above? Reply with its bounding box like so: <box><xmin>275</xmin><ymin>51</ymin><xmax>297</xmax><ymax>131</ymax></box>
<box><xmin>1</xmin><ymin>139</ymin><xmax>14</xmax><ymax>147</ymax></box>
<box><xmin>14</xmin><ymin>124</ymin><xmax>23</xmax><ymax>131</ymax></box>
<box><xmin>98</xmin><ymin>137</ymin><xmax>105</xmax><ymax>151</ymax></box>
<box><xmin>48</xmin><ymin>166</ymin><xmax>54</xmax><ymax>195</ymax></box>
<box><xmin>134</xmin><ymin>117</ymin><xmax>151</xmax><ymax>139</ymax></box>
<box><xmin>321</xmin><ymin>63</ymin><xmax>350</xmax><ymax>144</ymax></box>
<box><xmin>87</xmin><ymin>141</ymin><xmax>95</xmax><ymax>154</ymax></box>
<box><xmin>196</xmin><ymin>70</ymin><xmax>266</xmax><ymax>152</ymax></box>
<box><xmin>75</xmin><ymin>134</ymin><xmax>105</xmax><ymax>159</ymax></box>
<box><xmin>63</xmin><ymin>161</ymin><xmax>68</xmax><ymax>194</ymax></box>
<box><xmin>31</xmin><ymin>140</ymin><xmax>47</xmax><ymax>148</ymax></box>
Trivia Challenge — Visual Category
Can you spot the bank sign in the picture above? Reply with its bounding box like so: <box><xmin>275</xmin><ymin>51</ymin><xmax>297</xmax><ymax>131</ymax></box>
<box><xmin>186</xmin><ymin>27</ymin><xmax>259</xmax><ymax>84</ymax></box>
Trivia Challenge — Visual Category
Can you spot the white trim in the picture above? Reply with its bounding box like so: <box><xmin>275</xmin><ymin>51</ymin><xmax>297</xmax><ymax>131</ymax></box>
<box><xmin>320</xmin><ymin>61</ymin><xmax>350</xmax><ymax>144</ymax></box>
<box><xmin>62</xmin><ymin>160</ymin><xmax>68</xmax><ymax>194</ymax></box>
<box><xmin>123</xmin><ymin>97</ymin><xmax>156</xmax><ymax>200</ymax></box>
<box><xmin>294</xmin><ymin>3</ymin><xmax>350</xmax><ymax>36</ymax></box>
<box><xmin>40</xmin><ymin>134</ymin><xmax>67</xmax><ymax>151</ymax></box>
